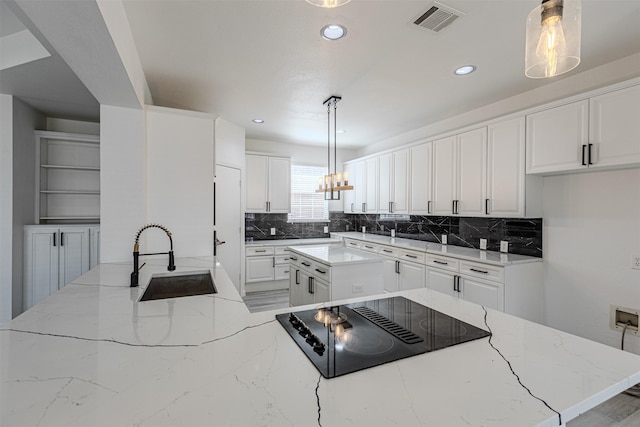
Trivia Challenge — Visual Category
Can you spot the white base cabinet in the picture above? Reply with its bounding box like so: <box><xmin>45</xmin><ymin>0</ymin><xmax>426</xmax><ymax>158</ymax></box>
<box><xmin>356</xmin><ymin>240</ymin><xmax>426</xmax><ymax>292</ymax></box>
<box><xmin>23</xmin><ymin>225</ymin><xmax>99</xmax><ymax>311</ymax></box>
<box><xmin>245</xmin><ymin>246</ymin><xmax>290</xmax><ymax>292</ymax></box>
<box><xmin>425</xmin><ymin>254</ymin><xmax>542</xmax><ymax>322</ymax></box>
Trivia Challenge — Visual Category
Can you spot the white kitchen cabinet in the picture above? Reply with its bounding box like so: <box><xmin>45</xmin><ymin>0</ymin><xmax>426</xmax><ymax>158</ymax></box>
<box><xmin>379</xmin><ymin>149</ymin><xmax>409</xmax><ymax>214</ymax></box>
<box><xmin>356</xmin><ymin>241</ymin><xmax>426</xmax><ymax>292</ymax></box>
<box><xmin>526</xmin><ymin>100</ymin><xmax>589</xmax><ymax>174</ymax></box>
<box><xmin>527</xmin><ymin>84</ymin><xmax>640</xmax><ymax>174</ymax></box>
<box><xmin>89</xmin><ymin>226</ymin><xmax>100</xmax><ymax>269</ymax></box>
<box><xmin>35</xmin><ymin>131</ymin><xmax>100</xmax><ymax>224</ymax></box>
<box><xmin>23</xmin><ymin>225</ymin><xmax>95</xmax><ymax>311</ymax></box>
<box><xmin>364</xmin><ymin>157</ymin><xmax>378</xmax><ymax>213</ymax></box>
<box><xmin>426</xmin><ymin>266</ymin><xmax>503</xmax><ymax>311</ymax></box>
<box><xmin>409</xmin><ymin>142</ymin><xmax>433</xmax><ymax>215</ymax></box>
<box><xmin>245</xmin><ymin>154</ymin><xmax>291</xmax><ymax>213</ymax></box>
<box><xmin>352</xmin><ymin>161</ymin><xmax>365</xmax><ymax>213</ymax></box>
<box><xmin>342</xmin><ymin>162</ymin><xmax>355</xmax><ymax>213</ymax></box>
<box><xmin>487</xmin><ymin>117</ymin><xmax>542</xmax><ymax>217</ymax></box>
<box><xmin>245</xmin><ymin>246</ymin><xmax>292</xmax><ymax>291</ymax></box>
<box><xmin>432</xmin><ymin>128</ymin><xmax>487</xmax><ymax>216</ymax></box>
<box><xmin>589</xmin><ymin>84</ymin><xmax>640</xmax><ymax>169</ymax></box>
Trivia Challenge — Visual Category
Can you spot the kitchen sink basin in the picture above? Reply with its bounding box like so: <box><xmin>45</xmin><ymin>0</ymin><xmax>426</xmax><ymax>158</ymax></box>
<box><xmin>139</xmin><ymin>271</ymin><xmax>217</xmax><ymax>301</ymax></box>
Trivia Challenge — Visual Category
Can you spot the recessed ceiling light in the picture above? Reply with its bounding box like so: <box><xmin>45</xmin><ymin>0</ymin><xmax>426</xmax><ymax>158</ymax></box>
<box><xmin>454</xmin><ymin>65</ymin><xmax>476</xmax><ymax>76</ymax></box>
<box><xmin>252</xmin><ymin>119</ymin><xmax>264</xmax><ymax>123</ymax></box>
<box><xmin>321</xmin><ymin>24</ymin><xmax>347</xmax><ymax>41</ymax></box>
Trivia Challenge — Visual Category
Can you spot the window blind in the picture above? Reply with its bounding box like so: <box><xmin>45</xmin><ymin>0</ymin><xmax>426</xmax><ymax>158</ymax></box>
<box><xmin>288</xmin><ymin>163</ymin><xmax>329</xmax><ymax>222</ymax></box>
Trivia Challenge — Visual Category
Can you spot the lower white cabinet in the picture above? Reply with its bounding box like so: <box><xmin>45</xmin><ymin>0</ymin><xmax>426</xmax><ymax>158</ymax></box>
<box><xmin>245</xmin><ymin>246</ymin><xmax>291</xmax><ymax>292</ymax></box>
<box><xmin>23</xmin><ymin>225</ymin><xmax>99</xmax><ymax>311</ymax></box>
<box><xmin>425</xmin><ymin>254</ymin><xmax>542</xmax><ymax>322</ymax></box>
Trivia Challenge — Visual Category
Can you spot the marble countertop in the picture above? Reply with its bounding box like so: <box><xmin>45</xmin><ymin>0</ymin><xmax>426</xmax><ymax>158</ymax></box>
<box><xmin>288</xmin><ymin>244</ymin><xmax>385</xmax><ymax>266</ymax></box>
<box><xmin>2</xmin><ymin>257</ymin><xmax>639</xmax><ymax>427</ymax></box>
<box><xmin>246</xmin><ymin>237</ymin><xmax>342</xmax><ymax>246</ymax></box>
<box><xmin>332</xmin><ymin>232</ymin><xmax>543</xmax><ymax>266</ymax></box>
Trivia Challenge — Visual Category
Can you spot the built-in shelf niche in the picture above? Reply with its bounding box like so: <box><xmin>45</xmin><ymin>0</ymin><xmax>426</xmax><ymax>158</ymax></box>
<box><xmin>36</xmin><ymin>131</ymin><xmax>100</xmax><ymax>224</ymax></box>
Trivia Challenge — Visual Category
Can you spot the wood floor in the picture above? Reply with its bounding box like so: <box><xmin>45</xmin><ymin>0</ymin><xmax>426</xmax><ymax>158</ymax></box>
<box><xmin>242</xmin><ymin>290</ymin><xmax>640</xmax><ymax>426</ymax></box>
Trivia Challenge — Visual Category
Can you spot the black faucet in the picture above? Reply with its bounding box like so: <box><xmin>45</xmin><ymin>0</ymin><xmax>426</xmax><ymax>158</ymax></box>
<box><xmin>130</xmin><ymin>224</ymin><xmax>176</xmax><ymax>287</ymax></box>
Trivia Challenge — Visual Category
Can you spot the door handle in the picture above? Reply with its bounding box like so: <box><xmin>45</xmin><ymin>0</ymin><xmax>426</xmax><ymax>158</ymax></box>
<box><xmin>581</xmin><ymin>144</ymin><xmax>587</xmax><ymax>166</ymax></box>
<box><xmin>273</xmin><ymin>257</ymin><xmax>275</xmax><ymax>267</ymax></box>
<box><xmin>60</xmin><ymin>232</ymin><xmax>64</xmax><ymax>246</ymax></box>
<box><xmin>452</xmin><ymin>200</ymin><xmax>456</xmax><ymax>214</ymax></box>
<box><xmin>433</xmin><ymin>260</ymin><xmax>448</xmax><ymax>265</ymax></box>
<box><xmin>309</xmin><ymin>277</ymin><xmax>314</xmax><ymax>294</ymax></box>
<box><xmin>428</xmin><ymin>200</ymin><xmax>432</xmax><ymax>214</ymax></box>
<box><xmin>470</xmin><ymin>268</ymin><xmax>489</xmax><ymax>274</ymax></box>
<box><xmin>53</xmin><ymin>233</ymin><xmax>56</xmax><ymax>247</ymax></box>
<box><xmin>485</xmin><ymin>198</ymin><xmax>490</xmax><ymax>215</ymax></box>
<box><xmin>295</xmin><ymin>270</ymin><xmax>300</xmax><ymax>284</ymax></box>
<box><xmin>290</xmin><ymin>256</ymin><xmax>298</xmax><ymax>261</ymax></box>
<box><xmin>395</xmin><ymin>260</ymin><xmax>400</xmax><ymax>274</ymax></box>
<box><xmin>588</xmin><ymin>143</ymin><xmax>593</xmax><ymax>165</ymax></box>
<box><xmin>362</xmin><ymin>203</ymin><xmax>366</xmax><ymax>212</ymax></box>
<box><xmin>301</xmin><ymin>262</ymin><xmax>311</xmax><ymax>267</ymax></box>
<box><xmin>315</xmin><ymin>268</ymin><xmax>326</xmax><ymax>274</ymax></box>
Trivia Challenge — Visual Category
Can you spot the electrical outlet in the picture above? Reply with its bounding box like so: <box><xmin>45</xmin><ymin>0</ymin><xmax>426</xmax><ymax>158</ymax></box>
<box><xmin>441</xmin><ymin>234</ymin><xmax>447</xmax><ymax>245</ymax></box>
<box><xmin>391</xmin><ymin>229</ymin><xmax>396</xmax><ymax>238</ymax></box>
<box><xmin>479</xmin><ymin>238</ymin><xmax>487</xmax><ymax>250</ymax></box>
<box><xmin>610</xmin><ymin>305</ymin><xmax>639</xmax><ymax>335</ymax></box>
<box><xmin>500</xmin><ymin>241</ymin><xmax>509</xmax><ymax>253</ymax></box>
<box><xmin>632</xmin><ymin>254</ymin><xmax>640</xmax><ymax>270</ymax></box>
<box><xmin>270</xmin><ymin>228</ymin><xmax>276</xmax><ymax>236</ymax></box>
<box><xmin>362</xmin><ymin>226</ymin><xmax>366</xmax><ymax>233</ymax></box>
<box><xmin>323</xmin><ymin>226</ymin><xmax>329</xmax><ymax>234</ymax></box>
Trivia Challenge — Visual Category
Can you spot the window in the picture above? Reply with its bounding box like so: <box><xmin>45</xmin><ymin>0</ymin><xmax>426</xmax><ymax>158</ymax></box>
<box><xmin>288</xmin><ymin>163</ymin><xmax>329</xmax><ymax>222</ymax></box>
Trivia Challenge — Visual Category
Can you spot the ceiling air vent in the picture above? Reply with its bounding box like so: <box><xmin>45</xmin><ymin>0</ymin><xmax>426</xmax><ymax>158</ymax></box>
<box><xmin>413</xmin><ymin>2</ymin><xmax>463</xmax><ymax>33</ymax></box>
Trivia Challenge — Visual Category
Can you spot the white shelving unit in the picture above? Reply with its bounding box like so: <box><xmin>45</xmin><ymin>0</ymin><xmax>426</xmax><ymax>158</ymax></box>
<box><xmin>35</xmin><ymin>131</ymin><xmax>100</xmax><ymax>224</ymax></box>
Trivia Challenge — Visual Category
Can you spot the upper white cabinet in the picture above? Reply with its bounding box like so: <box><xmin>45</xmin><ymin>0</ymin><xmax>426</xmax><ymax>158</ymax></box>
<box><xmin>487</xmin><ymin>117</ymin><xmax>541</xmax><ymax>217</ymax></box>
<box><xmin>379</xmin><ymin>149</ymin><xmax>409</xmax><ymax>214</ymax></box>
<box><xmin>432</xmin><ymin>128</ymin><xmax>487</xmax><ymax>216</ymax></box>
<box><xmin>35</xmin><ymin>131</ymin><xmax>100</xmax><ymax>224</ymax></box>
<box><xmin>409</xmin><ymin>142</ymin><xmax>432</xmax><ymax>215</ymax></box>
<box><xmin>342</xmin><ymin>162</ymin><xmax>355</xmax><ymax>213</ymax></box>
<box><xmin>526</xmin><ymin>84</ymin><xmax>640</xmax><ymax>174</ymax></box>
<box><xmin>364</xmin><ymin>157</ymin><xmax>378</xmax><ymax>213</ymax></box>
<box><xmin>246</xmin><ymin>154</ymin><xmax>291</xmax><ymax>213</ymax></box>
<box><xmin>589</xmin><ymin>84</ymin><xmax>640</xmax><ymax>169</ymax></box>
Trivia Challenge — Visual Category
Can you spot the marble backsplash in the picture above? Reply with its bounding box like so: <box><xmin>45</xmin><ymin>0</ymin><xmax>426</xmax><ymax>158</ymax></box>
<box><xmin>245</xmin><ymin>212</ymin><xmax>542</xmax><ymax>257</ymax></box>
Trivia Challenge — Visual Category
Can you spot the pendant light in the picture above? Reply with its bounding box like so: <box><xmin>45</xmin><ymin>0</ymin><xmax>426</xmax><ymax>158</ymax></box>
<box><xmin>305</xmin><ymin>0</ymin><xmax>351</xmax><ymax>8</ymax></box>
<box><xmin>525</xmin><ymin>0</ymin><xmax>581</xmax><ymax>78</ymax></box>
<box><xmin>316</xmin><ymin>96</ymin><xmax>353</xmax><ymax>200</ymax></box>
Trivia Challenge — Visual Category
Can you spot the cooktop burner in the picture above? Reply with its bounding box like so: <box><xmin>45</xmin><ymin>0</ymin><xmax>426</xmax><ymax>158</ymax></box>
<box><xmin>276</xmin><ymin>296</ymin><xmax>490</xmax><ymax>378</ymax></box>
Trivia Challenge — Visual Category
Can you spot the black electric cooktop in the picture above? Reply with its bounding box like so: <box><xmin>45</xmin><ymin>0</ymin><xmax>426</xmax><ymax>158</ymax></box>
<box><xmin>276</xmin><ymin>296</ymin><xmax>491</xmax><ymax>378</ymax></box>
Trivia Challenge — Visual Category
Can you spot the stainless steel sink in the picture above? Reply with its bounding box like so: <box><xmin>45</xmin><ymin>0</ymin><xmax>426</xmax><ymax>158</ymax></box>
<box><xmin>139</xmin><ymin>270</ymin><xmax>217</xmax><ymax>301</ymax></box>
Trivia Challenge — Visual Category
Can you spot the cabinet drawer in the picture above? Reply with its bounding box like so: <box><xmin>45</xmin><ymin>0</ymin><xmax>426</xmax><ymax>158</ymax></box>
<box><xmin>274</xmin><ymin>255</ymin><xmax>290</xmax><ymax>265</ymax></box>
<box><xmin>297</xmin><ymin>256</ymin><xmax>314</xmax><ymax>273</ymax></box>
<box><xmin>275</xmin><ymin>246</ymin><xmax>289</xmax><ymax>255</ymax></box>
<box><xmin>378</xmin><ymin>245</ymin><xmax>399</xmax><ymax>258</ymax></box>
<box><xmin>460</xmin><ymin>261</ymin><xmax>504</xmax><ymax>283</ymax></box>
<box><xmin>360</xmin><ymin>243</ymin><xmax>378</xmax><ymax>253</ymax></box>
<box><xmin>426</xmin><ymin>254</ymin><xmax>459</xmax><ymax>272</ymax></box>
<box><xmin>344</xmin><ymin>239</ymin><xmax>362</xmax><ymax>249</ymax></box>
<box><xmin>274</xmin><ymin>264</ymin><xmax>290</xmax><ymax>280</ymax></box>
<box><xmin>311</xmin><ymin>262</ymin><xmax>331</xmax><ymax>282</ymax></box>
<box><xmin>399</xmin><ymin>249</ymin><xmax>425</xmax><ymax>264</ymax></box>
<box><xmin>246</xmin><ymin>246</ymin><xmax>275</xmax><ymax>256</ymax></box>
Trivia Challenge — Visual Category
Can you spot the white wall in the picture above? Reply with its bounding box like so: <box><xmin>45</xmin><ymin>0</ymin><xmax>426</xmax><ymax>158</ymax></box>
<box><xmin>46</xmin><ymin>118</ymin><xmax>100</xmax><ymax>135</ymax></box>
<box><xmin>100</xmin><ymin>105</ymin><xmax>146</xmax><ymax>262</ymax></box>
<box><xmin>543</xmin><ymin>169</ymin><xmax>640</xmax><ymax>355</ymax></box>
<box><xmin>246</xmin><ymin>138</ymin><xmax>358</xmax><ymax>212</ymax></box>
<box><xmin>215</xmin><ymin>117</ymin><xmax>245</xmax><ymax>168</ymax></box>
<box><xmin>0</xmin><ymin>95</ymin><xmax>14</xmax><ymax>323</ymax></box>
<box><xmin>145</xmin><ymin>106</ymin><xmax>214</xmax><ymax>258</ymax></box>
<box><xmin>11</xmin><ymin>98</ymin><xmax>45</xmax><ymax>318</ymax></box>
<box><xmin>359</xmin><ymin>53</ymin><xmax>640</xmax><ymax>157</ymax></box>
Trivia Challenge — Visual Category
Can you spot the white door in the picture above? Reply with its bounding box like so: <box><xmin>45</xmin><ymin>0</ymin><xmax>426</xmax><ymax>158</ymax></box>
<box><xmin>487</xmin><ymin>118</ymin><xmax>525</xmax><ymax>217</ymax></box>
<box><xmin>398</xmin><ymin>261</ymin><xmax>425</xmax><ymax>291</ymax></box>
<box><xmin>353</xmin><ymin>161</ymin><xmax>365</xmax><ymax>213</ymax></box>
<box><xmin>457</xmin><ymin>128</ymin><xmax>487</xmax><ymax>216</ymax></box>
<box><xmin>378</xmin><ymin>153</ymin><xmax>392</xmax><ymax>213</ymax></box>
<box><xmin>245</xmin><ymin>256</ymin><xmax>274</xmax><ymax>283</ymax></box>
<box><xmin>431</xmin><ymin>136</ymin><xmax>456</xmax><ymax>215</ymax></box>
<box><xmin>383</xmin><ymin>259</ymin><xmax>398</xmax><ymax>293</ymax></box>
<box><xmin>426</xmin><ymin>268</ymin><xmax>456</xmax><ymax>298</ymax></box>
<box><xmin>267</xmin><ymin>157</ymin><xmax>291</xmax><ymax>212</ymax></box>
<box><xmin>409</xmin><ymin>142</ymin><xmax>432</xmax><ymax>215</ymax></box>
<box><xmin>364</xmin><ymin>157</ymin><xmax>378</xmax><ymax>213</ymax></box>
<box><xmin>392</xmin><ymin>149</ymin><xmax>409</xmax><ymax>214</ymax></box>
<box><xmin>23</xmin><ymin>227</ymin><xmax>59</xmax><ymax>310</ymax></box>
<box><xmin>216</xmin><ymin>165</ymin><xmax>242</xmax><ymax>291</ymax></box>
<box><xmin>342</xmin><ymin>163</ymin><xmax>355</xmax><ymax>213</ymax></box>
<box><xmin>461</xmin><ymin>276</ymin><xmax>504</xmax><ymax>312</ymax></box>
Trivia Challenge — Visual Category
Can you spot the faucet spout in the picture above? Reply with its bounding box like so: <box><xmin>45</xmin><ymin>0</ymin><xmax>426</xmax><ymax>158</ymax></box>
<box><xmin>130</xmin><ymin>224</ymin><xmax>176</xmax><ymax>287</ymax></box>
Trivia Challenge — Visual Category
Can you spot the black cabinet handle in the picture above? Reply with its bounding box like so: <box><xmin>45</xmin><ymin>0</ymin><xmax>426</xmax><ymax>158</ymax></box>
<box><xmin>588</xmin><ymin>143</ymin><xmax>593</xmax><ymax>165</ymax></box>
<box><xmin>284</xmin><ymin>270</ymin><xmax>289</xmax><ymax>274</ymax></box>
<box><xmin>383</xmin><ymin>249</ymin><xmax>393</xmax><ymax>253</ymax></box>
<box><xmin>362</xmin><ymin>203</ymin><xmax>366</xmax><ymax>212</ymax></box>
<box><xmin>405</xmin><ymin>254</ymin><xmax>417</xmax><ymax>259</ymax></box>
<box><xmin>273</xmin><ymin>257</ymin><xmax>275</xmax><ymax>267</ymax></box>
<box><xmin>60</xmin><ymin>232</ymin><xmax>64</xmax><ymax>246</ymax></box>
<box><xmin>53</xmin><ymin>233</ymin><xmax>56</xmax><ymax>247</ymax></box>
<box><xmin>428</xmin><ymin>200</ymin><xmax>432</xmax><ymax>214</ymax></box>
<box><xmin>309</xmin><ymin>277</ymin><xmax>314</xmax><ymax>294</ymax></box>
<box><xmin>485</xmin><ymin>198</ymin><xmax>490</xmax><ymax>215</ymax></box>
<box><xmin>452</xmin><ymin>200</ymin><xmax>456</xmax><ymax>214</ymax></box>
<box><xmin>295</xmin><ymin>270</ymin><xmax>300</xmax><ymax>285</ymax></box>
<box><xmin>255</xmin><ymin>249</ymin><xmax>267</xmax><ymax>253</ymax></box>
<box><xmin>581</xmin><ymin>144</ymin><xmax>587</xmax><ymax>166</ymax></box>
<box><xmin>301</xmin><ymin>262</ymin><xmax>311</xmax><ymax>267</ymax></box>
<box><xmin>290</xmin><ymin>256</ymin><xmax>298</xmax><ymax>261</ymax></box>
<box><xmin>364</xmin><ymin>245</ymin><xmax>374</xmax><ymax>249</ymax></box>
<box><xmin>395</xmin><ymin>260</ymin><xmax>400</xmax><ymax>274</ymax></box>
<box><xmin>433</xmin><ymin>260</ymin><xmax>448</xmax><ymax>265</ymax></box>
<box><xmin>470</xmin><ymin>268</ymin><xmax>489</xmax><ymax>274</ymax></box>
<box><xmin>351</xmin><ymin>203</ymin><xmax>354</xmax><ymax>212</ymax></box>
<box><xmin>315</xmin><ymin>268</ymin><xmax>326</xmax><ymax>274</ymax></box>
<box><xmin>454</xmin><ymin>275</ymin><xmax>461</xmax><ymax>292</ymax></box>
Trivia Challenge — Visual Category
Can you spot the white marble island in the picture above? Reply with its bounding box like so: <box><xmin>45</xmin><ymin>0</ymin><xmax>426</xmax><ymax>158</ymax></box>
<box><xmin>2</xmin><ymin>257</ymin><xmax>639</xmax><ymax>427</ymax></box>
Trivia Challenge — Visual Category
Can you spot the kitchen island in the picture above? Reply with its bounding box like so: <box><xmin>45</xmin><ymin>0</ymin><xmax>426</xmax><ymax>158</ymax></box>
<box><xmin>1</xmin><ymin>257</ymin><xmax>639</xmax><ymax>426</ymax></box>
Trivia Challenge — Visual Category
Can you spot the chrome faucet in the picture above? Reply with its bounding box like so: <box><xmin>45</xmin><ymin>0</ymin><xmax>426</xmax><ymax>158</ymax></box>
<box><xmin>130</xmin><ymin>224</ymin><xmax>176</xmax><ymax>287</ymax></box>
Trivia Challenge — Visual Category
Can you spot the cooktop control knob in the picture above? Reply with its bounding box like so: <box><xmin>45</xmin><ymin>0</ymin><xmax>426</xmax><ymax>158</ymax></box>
<box><xmin>305</xmin><ymin>334</ymin><xmax>318</xmax><ymax>345</ymax></box>
<box><xmin>313</xmin><ymin>341</ymin><xmax>326</xmax><ymax>355</ymax></box>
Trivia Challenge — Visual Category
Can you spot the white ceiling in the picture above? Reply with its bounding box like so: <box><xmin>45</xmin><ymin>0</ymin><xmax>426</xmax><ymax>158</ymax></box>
<box><xmin>2</xmin><ymin>1</ymin><xmax>639</xmax><ymax>147</ymax></box>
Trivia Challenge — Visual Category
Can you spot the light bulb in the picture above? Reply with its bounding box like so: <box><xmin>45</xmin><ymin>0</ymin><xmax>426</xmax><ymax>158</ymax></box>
<box><xmin>536</xmin><ymin>15</ymin><xmax>566</xmax><ymax>78</ymax></box>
